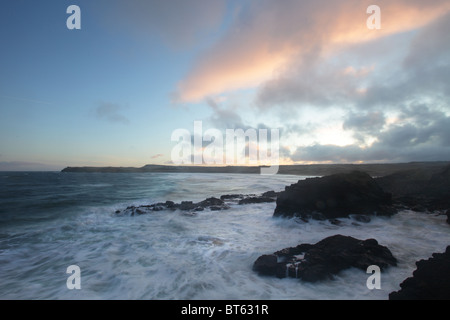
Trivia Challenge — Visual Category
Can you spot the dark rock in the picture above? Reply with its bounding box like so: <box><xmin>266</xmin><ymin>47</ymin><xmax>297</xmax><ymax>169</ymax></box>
<box><xmin>376</xmin><ymin>164</ymin><xmax>450</xmax><ymax>212</ymax></box>
<box><xmin>411</xmin><ymin>204</ymin><xmax>427</xmax><ymax>212</ymax></box>
<box><xmin>179</xmin><ymin>201</ymin><xmax>196</xmax><ymax>211</ymax></box>
<box><xmin>311</xmin><ymin>212</ymin><xmax>327</xmax><ymax>221</ymax></box>
<box><xmin>274</xmin><ymin>243</ymin><xmax>313</xmax><ymax>258</ymax></box>
<box><xmin>253</xmin><ymin>255</ymin><xmax>278</xmax><ymax>276</ymax></box>
<box><xmin>253</xmin><ymin>235</ymin><xmax>397</xmax><ymax>282</ymax></box>
<box><xmin>274</xmin><ymin>171</ymin><xmax>394</xmax><ymax>220</ymax></box>
<box><xmin>220</xmin><ymin>194</ymin><xmax>244</xmax><ymax>200</ymax></box>
<box><xmin>238</xmin><ymin>197</ymin><xmax>275</xmax><ymax>205</ymax></box>
<box><xmin>116</xmin><ymin>190</ymin><xmax>280</xmax><ymax>216</ymax></box>
<box><xmin>330</xmin><ymin>219</ymin><xmax>342</xmax><ymax>225</ymax></box>
<box><xmin>165</xmin><ymin>201</ymin><xmax>175</xmax><ymax>208</ymax></box>
<box><xmin>389</xmin><ymin>246</ymin><xmax>450</xmax><ymax>300</ymax></box>
<box><xmin>198</xmin><ymin>197</ymin><xmax>224</xmax><ymax>207</ymax></box>
<box><xmin>351</xmin><ymin>214</ymin><xmax>371</xmax><ymax>223</ymax></box>
<box><xmin>262</xmin><ymin>190</ymin><xmax>279</xmax><ymax>198</ymax></box>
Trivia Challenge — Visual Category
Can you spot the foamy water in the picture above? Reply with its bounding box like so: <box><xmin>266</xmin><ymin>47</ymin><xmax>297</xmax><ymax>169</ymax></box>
<box><xmin>0</xmin><ymin>172</ymin><xmax>448</xmax><ymax>299</ymax></box>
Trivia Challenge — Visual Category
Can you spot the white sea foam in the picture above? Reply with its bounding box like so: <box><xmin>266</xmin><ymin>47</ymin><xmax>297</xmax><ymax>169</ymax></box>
<box><xmin>0</xmin><ymin>173</ymin><xmax>448</xmax><ymax>300</ymax></box>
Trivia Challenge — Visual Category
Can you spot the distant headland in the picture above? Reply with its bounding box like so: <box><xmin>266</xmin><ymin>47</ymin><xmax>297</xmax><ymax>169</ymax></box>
<box><xmin>61</xmin><ymin>161</ymin><xmax>450</xmax><ymax>177</ymax></box>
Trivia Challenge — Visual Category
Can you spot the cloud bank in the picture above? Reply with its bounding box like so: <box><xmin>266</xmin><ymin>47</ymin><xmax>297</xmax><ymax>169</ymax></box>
<box><xmin>172</xmin><ymin>0</ymin><xmax>450</xmax><ymax>163</ymax></box>
<box><xmin>175</xmin><ymin>0</ymin><xmax>450</xmax><ymax>103</ymax></box>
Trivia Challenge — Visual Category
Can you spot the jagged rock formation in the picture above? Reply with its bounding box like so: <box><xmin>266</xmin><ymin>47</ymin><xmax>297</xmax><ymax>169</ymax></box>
<box><xmin>389</xmin><ymin>246</ymin><xmax>450</xmax><ymax>300</ymax></box>
<box><xmin>274</xmin><ymin>171</ymin><xmax>395</xmax><ymax>220</ymax></box>
<box><xmin>253</xmin><ymin>235</ymin><xmax>397</xmax><ymax>282</ymax></box>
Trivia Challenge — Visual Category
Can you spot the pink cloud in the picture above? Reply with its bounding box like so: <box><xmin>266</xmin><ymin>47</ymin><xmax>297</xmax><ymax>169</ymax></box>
<box><xmin>174</xmin><ymin>0</ymin><xmax>450</xmax><ymax>103</ymax></box>
<box><xmin>151</xmin><ymin>154</ymin><xmax>164</xmax><ymax>159</ymax></box>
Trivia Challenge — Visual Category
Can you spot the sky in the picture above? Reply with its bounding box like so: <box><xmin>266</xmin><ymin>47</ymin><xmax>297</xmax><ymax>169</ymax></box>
<box><xmin>0</xmin><ymin>0</ymin><xmax>449</xmax><ymax>171</ymax></box>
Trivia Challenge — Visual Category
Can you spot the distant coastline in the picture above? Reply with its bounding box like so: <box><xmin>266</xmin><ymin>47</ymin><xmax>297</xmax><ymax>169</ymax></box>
<box><xmin>61</xmin><ymin>161</ymin><xmax>450</xmax><ymax>177</ymax></box>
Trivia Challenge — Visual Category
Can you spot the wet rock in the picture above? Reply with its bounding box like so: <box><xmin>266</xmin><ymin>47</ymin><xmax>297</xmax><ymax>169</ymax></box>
<box><xmin>376</xmin><ymin>164</ymin><xmax>450</xmax><ymax>212</ymax></box>
<box><xmin>165</xmin><ymin>201</ymin><xmax>175</xmax><ymax>208</ymax></box>
<box><xmin>253</xmin><ymin>255</ymin><xmax>279</xmax><ymax>276</ymax></box>
<box><xmin>220</xmin><ymin>194</ymin><xmax>244</xmax><ymax>201</ymax></box>
<box><xmin>135</xmin><ymin>208</ymin><xmax>146</xmax><ymax>215</ymax></box>
<box><xmin>197</xmin><ymin>197</ymin><xmax>224</xmax><ymax>207</ymax></box>
<box><xmin>253</xmin><ymin>235</ymin><xmax>397</xmax><ymax>282</ymax></box>
<box><xmin>389</xmin><ymin>246</ymin><xmax>450</xmax><ymax>300</ymax></box>
<box><xmin>274</xmin><ymin>171</ymin><xmax>394</xmax><ymax>220</ymax></box>
<box><xmin>330</xmin><ymin>219</ymin><xmax>342</xmax><ymax>225</ymax></box>
<box><xmin>179</xmin><ymin>201</ymin><xmax>196</xmax><ymax>211</ymax></box>
<box><xmin>262</xmin><ymin>190</ymin><xmax>279</xmax><ymax>198</ymax></box>
<box><xmin>238</xmin><ymin>197</ymin><xmax>275</xmax><ymax>205</ymax></box>
<box><xmin>311</xmin><ymin>212</ymin><xmax>327</xmax><ymax>221</ymax></box>
<box><xmin>351</xmin><ymin>215</ymin><xmax>371</xmax><ymax>223</ymax></box>
<box><xmin>116</xmin><ymin>190</ymin><xmax>281</xmax><ymax>216</ymax></box>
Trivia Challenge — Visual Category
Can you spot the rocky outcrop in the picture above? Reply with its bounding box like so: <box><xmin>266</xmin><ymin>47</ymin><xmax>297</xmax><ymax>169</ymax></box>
<box><xmin>117</xmin><ymin>197</ymin><xmax>229</xmax><ymax>216</ymax></box>
<box><xmin>389</xmin><ymin>246</ymin><xmax>450</xmax><ymax>300</ymax></box>
<box><xmin>274</xmin><ymin>171</ymin><xmax>394</xmax><ymax>220</ymax></box>
<box><xmin>238</xmin><ymin>197</ymin><xmax>275</xmax><ymax>205</ymax></box>
<box><xmin>253</xmin><ymin>235</ymin><xmax>397</xmax><ymax>282</ymax></box>
<box><xmin>116</xmin><ymin>191</ymin><xmax>280</xmax><ymax>216</ymax></box>
<box><xmin>376</xmin><ymin>164</ymin><xmax>450</xmax><ymax>212</ymax></box>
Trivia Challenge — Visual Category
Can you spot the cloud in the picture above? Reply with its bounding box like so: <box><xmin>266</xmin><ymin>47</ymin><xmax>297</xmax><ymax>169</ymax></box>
<box><xmin>95</xmin><ymin>102</ymin><xmax>130</xmax><ymax>125</ymax></box>
<box><xmin>151</xmin><ymin>154</ymin><xmax>164</xmax><ymax>159</ymax></box>
<box><xmin>205</xmin><ymin>97</ymin><xmax>246</xmax><ymax>130</ymax></box>
<box><xmin>168</xmin><ymin>1</ymin><xmax>450</xmax><ymax>163</ymax></box>
<box><xmin>357</xmin><ymin>12</ymin><xmax>450</xmax><ymax>109</ymax></box>
<box><xmin>291</xmin><ymin>143</ymin><xmax>450</xmax><ymax>163</ymax></box>
<box><xmin>174</xmin><ymin>0</ymin><xmax>450</xmax><ymax>103</ymax></box>
<box><xmin>342</xmin><ymin>111</ymin><xmax>386</xmax><ymax>143</ymax></box>
<box><xmin>343</xmin><ymin>111</ymin><xmax>386</xmax><ymax>133</ymax></box>
<box><xmin>290</xmin><ymin>106</ymin><xmax>450</xmax><ymax>163</ymax></box>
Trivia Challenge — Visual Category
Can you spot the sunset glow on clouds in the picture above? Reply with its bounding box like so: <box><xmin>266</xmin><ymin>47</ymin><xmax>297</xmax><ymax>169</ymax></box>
<box><xmin>175</xmin><ymin>0</ymin><xmax>450</xmax><ymax>164</ymax></box>
<box><xmin>175</xmin><ymin>0</ymin><xmax>450</xmax><ymax>103</ymax></box>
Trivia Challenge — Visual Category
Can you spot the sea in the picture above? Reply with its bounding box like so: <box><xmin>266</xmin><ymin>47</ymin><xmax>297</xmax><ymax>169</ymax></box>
<box><xmin>0</xmin><ymin>171</ymin><xmax>448</xmax><ymax>300</ymax></box>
